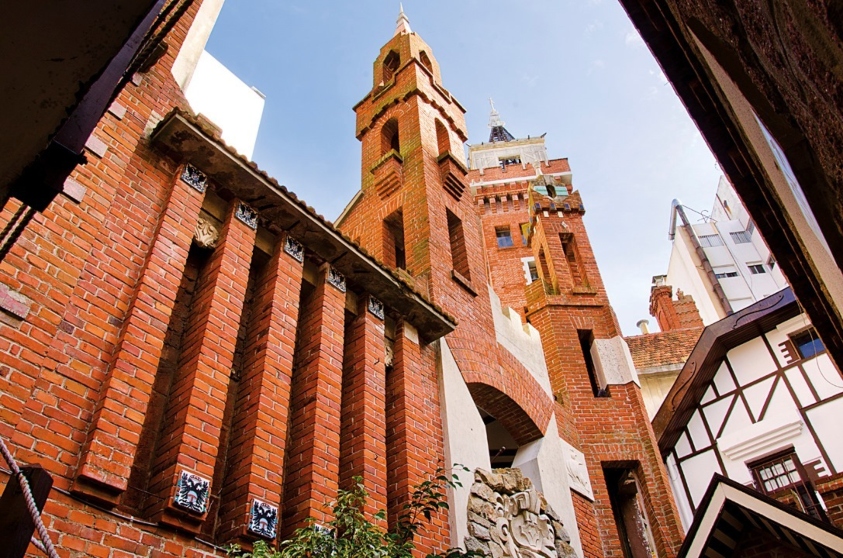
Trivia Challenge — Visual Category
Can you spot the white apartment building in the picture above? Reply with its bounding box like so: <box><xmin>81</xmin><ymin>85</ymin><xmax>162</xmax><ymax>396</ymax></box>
<box><xmin>665</xmin><ymin>176</ymin><xmax>788</xmax><ymax>326</ymax></box>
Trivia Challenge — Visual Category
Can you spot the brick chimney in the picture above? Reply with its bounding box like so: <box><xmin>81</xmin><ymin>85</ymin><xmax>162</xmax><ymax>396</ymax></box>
<box><xmin>649</xmin><ymin>278</ymin><xmax>703</xmax><ymax>331</ymax></box>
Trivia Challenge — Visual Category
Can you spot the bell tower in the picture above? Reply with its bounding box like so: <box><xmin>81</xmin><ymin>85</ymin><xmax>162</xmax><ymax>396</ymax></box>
<box><xmin>338</xmin><ymin>8</ymin><xmax>482</xmax><ymax>308</ymax></box>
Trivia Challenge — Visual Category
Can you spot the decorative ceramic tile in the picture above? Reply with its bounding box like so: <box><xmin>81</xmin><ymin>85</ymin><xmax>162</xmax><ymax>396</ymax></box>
<box><xmin>235</xmin><ymin>202</ymin><xmax>259</xmax><ymax>229</ymax></box>
<box><xmin>327</xmin><ymin>267</ymin><xmax>346</xmax><ymax>293</ymax></box>
<box><xmin>181</xmin><ymin>164</ymin><xmax>207</xmax><ymax>193</ymax></box>
<box><xmin>367</xmin><ymin>295</ymin><xmax>385</xmax><ymax>320</ymax></box>
<box><xmin>173</xmin><ymin>471</ymin><xmax>210</xmax><ymax>514</ymax></box>
<box><xmin>284</xmin><ymin>235</ymin><xmax>304</xmax><ymax>263</ymax></box>
<box><xmin>248</xmin><ymin>499</ymin><xmax>278</xmax><ymax>540</ymax></box>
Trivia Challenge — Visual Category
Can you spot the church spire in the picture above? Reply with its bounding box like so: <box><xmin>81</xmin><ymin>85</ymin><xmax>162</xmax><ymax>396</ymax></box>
<box><xmin>488</xmin><ymin>98</ymin><xmax>515</xmax><ymax>143</ymax></box>
<box><xmin>395</xmin><ymin>4</ymin><xmax>412</xmax><ymax>36</ymax></box>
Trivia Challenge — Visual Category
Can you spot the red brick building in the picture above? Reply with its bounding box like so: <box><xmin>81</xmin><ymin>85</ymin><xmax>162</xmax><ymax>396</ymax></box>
<box><xmin>0</xmin><ymin>5</ymin><xmax>684</xmax><ymax>557</ymax></box>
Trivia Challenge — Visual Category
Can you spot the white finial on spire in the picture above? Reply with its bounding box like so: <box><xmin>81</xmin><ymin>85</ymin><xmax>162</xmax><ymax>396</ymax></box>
<box><xmin>395</xmin><ymin>4</ymin><xmax>412</xmax><ymax>36</ymax></box>
<box><xmin>489</xmin><ymin>98</ymin><xmax>504</xmax><ymax>128</ymax></box>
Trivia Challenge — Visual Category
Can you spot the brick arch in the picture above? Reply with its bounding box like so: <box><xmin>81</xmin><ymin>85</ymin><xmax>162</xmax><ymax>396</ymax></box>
<box><xmin>447</xmin><ymin>333</ymin><xmax>554</xmax><ymax>446</ymax></box>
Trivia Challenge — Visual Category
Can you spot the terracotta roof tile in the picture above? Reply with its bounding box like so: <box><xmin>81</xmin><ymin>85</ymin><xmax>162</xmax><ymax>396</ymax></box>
<box><xmin>625</xmin><ymin>328</ymin><xmax>702</xmax><ymax>370</ymax></box>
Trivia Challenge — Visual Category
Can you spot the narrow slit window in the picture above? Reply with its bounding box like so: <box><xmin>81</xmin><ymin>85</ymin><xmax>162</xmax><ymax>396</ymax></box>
<box><xmin>447</xmin><ymin>209</ymin><xmax>470</xmax><ymax>280</ymax></box>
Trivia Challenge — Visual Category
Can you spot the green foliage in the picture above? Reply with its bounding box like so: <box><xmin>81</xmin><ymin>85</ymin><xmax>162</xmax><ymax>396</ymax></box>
<box><xmin>226</xmin><ymin>466</ymin><xmax>484</xmax><ymax>558</ymax></box>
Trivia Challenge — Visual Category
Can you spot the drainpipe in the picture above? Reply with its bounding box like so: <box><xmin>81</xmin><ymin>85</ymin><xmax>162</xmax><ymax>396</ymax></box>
<box><xmin>669</xmin><ymin>200</ymin><xmax>734</xmax><ymax>317</ymax></box>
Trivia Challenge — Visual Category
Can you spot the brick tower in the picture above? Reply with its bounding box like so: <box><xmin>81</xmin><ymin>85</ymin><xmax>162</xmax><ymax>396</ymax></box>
<box><xmin>339</xmin><ymin>10</ymin><xmax>685</xmax><ymax>557</ymax></box>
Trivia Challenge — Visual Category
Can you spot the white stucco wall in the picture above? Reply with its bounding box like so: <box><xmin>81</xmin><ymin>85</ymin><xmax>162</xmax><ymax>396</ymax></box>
<box><xmin>489</xmin><ymin>286</ymin><xmax>552</xmax><ymax>394</ymax></box>
<box><xmin>183</xmin><ymin>50</ymin><xmax>265</xmax><ymax>159</ymax></box>
<box><xmin>439</xmin><ymin>338</ymin><xmax>490</xmax><ymax>549</ymax></box>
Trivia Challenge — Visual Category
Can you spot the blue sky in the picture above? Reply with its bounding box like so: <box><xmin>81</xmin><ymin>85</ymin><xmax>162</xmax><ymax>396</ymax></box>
<box><xmin>205</xmin><ymin>0</ymin><xmax>722</xmax><ymax>335</ymax></box>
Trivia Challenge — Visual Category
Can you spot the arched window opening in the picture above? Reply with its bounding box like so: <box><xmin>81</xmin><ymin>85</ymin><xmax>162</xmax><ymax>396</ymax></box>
<box><xmin>382</xmin><ymin>119</ymin><xmax>400</xmax><ymax>155</ymax></box>
<box><xmin>383</xmin><ymin>51</ymin><xmax>400</xmax><ymax>82</ymax></box>
<box><xmin>435</xmin><ymin>119</ymin><xmax>449</xmax><ymax>156</ymax></box>
<box><xmin>419</xmin><ymin>51</ymin><xmax>433</xmax><ymax>74</ymax></box>
<box><xmin>383</xmin><ymin>209</ymin><xmax>406</xmax><ymax>270</ymax></box>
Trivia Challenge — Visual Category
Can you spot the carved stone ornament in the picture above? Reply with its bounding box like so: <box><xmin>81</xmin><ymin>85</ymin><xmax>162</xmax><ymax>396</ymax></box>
<box><xmin>464</xmin><ymin>468</ymin><xmax>576</xmax><ymax>558</ymax></box>
<box><xmin>181</xmin><ymin>164</ymin><xmax>208</xmax><ymax>193</ymax></box>
<box><xmin>327</xmin><ymin>267</ymin><xmax>346</xmax><ymax>293</ymax></box>
<box><xmin>284</xmin><ymin>235</ymin><xmax>304</xmax><ymax>263</ymax></box>
<box><xmin>563</xmin><ymin>442</ymin><xmax>594</xmax><ymax>501</ymax></box>
<box><xmin>248</xmin><ymin>499</ymin><xmax>279</xmax><ymax>540</ymax></box>
<box><xmin>193</xmin><ymin>217</ymin><xmax>220</xmax><ymax>249</ymax></box>
<box><xmin>384</xmin><ymin>338</ymin><xmax>395</xmax><ymax>369</ymax></box>
<box><xmin>235</xmin><ymin>202</ymin><xmax>259</xmax><ymax>230</ymax></box>
<box><xmin>173</xmin><ymin>470</ymin><xmax>210</xmax><ymax>514</ymax></box>
<box><xmin>368</xmin><ymin>295</ymin><xmax>385</xmax><ymax>320</ymax></box>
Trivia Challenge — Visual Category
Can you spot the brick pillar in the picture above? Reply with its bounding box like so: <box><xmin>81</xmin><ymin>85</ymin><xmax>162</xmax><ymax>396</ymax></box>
<box><xmin>280</xmin><ymin>264</ymin><xmax>346</xmax><ymax>537</ymax></box>
<box><xmin>340</xmin><ymin>294</ymin><xmax>387</xmax><ymax>520</ymax></box>
<box><xmin>386</xmin><ymin>320</ymin><xmax>447</xmax><ymax>554</ymax></box>
<box><xmin>145</xmin><ymin>199</ymin><xmax>256</xmax><ymax>529</ymax></box>
<box><xmin>217</xmin><ymin>234</ymin><xmax>304</xmax><ymax>542</ymax></box>
<box><xmin>73</xmin><ymin>168</ymin><xmax>205</xmax><ymax>504</ymax></box>
<box><xmin>649</xmin><ymin>285</ymin><xmax>680</xmax><ymax>332</ymax></box>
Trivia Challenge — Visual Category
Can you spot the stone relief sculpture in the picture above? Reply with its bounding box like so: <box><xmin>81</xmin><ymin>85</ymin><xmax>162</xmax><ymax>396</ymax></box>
<box><xmin>464</xmin><ymin>468</ymin><xmax>576</xmax><ymax>558</ymax></box>
<box><xmin>193</xmin><ymin>217</ymin><xmax>220</xmax><ymax>249</ymax></box>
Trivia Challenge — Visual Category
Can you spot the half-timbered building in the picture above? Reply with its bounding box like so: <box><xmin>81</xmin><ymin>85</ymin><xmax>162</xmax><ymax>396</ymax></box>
<box><xmin>655</xmin><ymin>287</ymin><xmax>843</xmax><ymax>532</ymax></box>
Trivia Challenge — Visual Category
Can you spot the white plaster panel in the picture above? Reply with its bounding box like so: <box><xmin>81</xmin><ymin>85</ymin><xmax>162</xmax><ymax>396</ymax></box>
<box><xmin>717</xmin><ymin>397</ymin><xmax>753</xmax><ymax>441</ymax></box>
<box><xmin>675</xmin><ymin>431</ymin><xmax>693</xmax><ymax>459</ymax></box>
<box><xmin>743</xmin><ymin>376</ymin><xmax>776</xmax><ymax>421</ymax></box>
<box><xmin>687</xmin><ymin>409</ymin><xmax>710</xmax><ymax>451</ymax></box>
<box><xmin>438</xmin><ymin>339</ymin><xmax>490</xmax><ymax>549</ymax></box>
<box><xmin>184</xmin><ymin>50</ymin><xmax>265</xmax><ymax>159</ymax></box>
<box><xmin>489</xmin><ymin>286</ymin><xmax>552</xmax><ymax>395</ymax></box>
<box><xmin>727</xmin><ymin>337</ymin><xmax>777</xmax><ymax>386</ymax></box>
<box><xmin>666</xmin><ymin>454</ymin><xmax>694</xmax><ymax>533</ymax></box>
<box><xmin>713</xmin><ymin>362</ymin><xmax>736</xmax><ymax>395</ymax></box>
<box><xmin>514</xmin><ymin>426</ymin><xmax>584</xmax><ymax>558</ymax></box>
<box><xmin>704</xmin><ymin>245</ymin><xmax>734</xmax><ymax>268</ymax></box>
<box><xmin>701</xmin><ymin>385</ymin><xmax>716</xmax><ymax>405</ymax></box>
<box><xmin>806</xmin><ymin>399</ymin><xmax>843</xmax><ymax>475</ymax></box>
<box><xmin>702</xmin><ymin>396</ymin><xmax>732</xmax><ymax>439</ymax></box>
<box><xmin>785</xmin><ymin>368</ymin><xmax>817</xmax><ymax>407</ymax></box>
<box><xmin>680</xmin><ymin>450</ymin><xmax>721</xmax><ymax>507</ymax></box>
<box><xmin>591</xmin><ymin>336</ymin><xmax>639</xmax><ymax>387</ymax></box>
<box><xmin>804</xmin><ymin>354</ymin><xmax>843</xmax><ymax>400</ymax></box>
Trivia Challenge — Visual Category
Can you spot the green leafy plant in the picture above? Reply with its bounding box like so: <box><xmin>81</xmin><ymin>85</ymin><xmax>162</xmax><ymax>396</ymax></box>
<box><xmin>226</xmin><ymin>465</ymin><xmax>483</xmax><ymax>558</ymax></box>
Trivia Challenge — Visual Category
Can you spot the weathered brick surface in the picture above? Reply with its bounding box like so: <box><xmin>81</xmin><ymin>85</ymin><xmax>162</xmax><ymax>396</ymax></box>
<box><xmin>74</xmin><ymin>171</ymin><xmax>205</xmax><ymax>501</ymax></box>
<box><xmin>526</xmin><ymin>205</ymin><xmax>685</xmax><ymax>557</ymax></box>
<box><xmin>217</xmin><ymin>233</ymin><xmax>304</xmax><ymax>541</ymax></box>
<box><xmin>280</xmin><ymin>265</ymin><xmax>346</xmax><ymax>536</ymax></box>
<box><xmin>386</xmin><ymin>321</ymin><xmax>447</xmax><ymax>554</ymax></box>
<box><xmin>340</xmin><ymin>295</ymin><xmax>388</xmax><ymax>520</ymax></box>
<box><xmin>145</xmin><ymin>200</ymin><xmax>256</xmax><ymax>528</ymax></box>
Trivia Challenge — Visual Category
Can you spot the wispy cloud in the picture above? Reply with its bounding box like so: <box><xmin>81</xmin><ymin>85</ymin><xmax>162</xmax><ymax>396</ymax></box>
<box><xmin>583</xmin><ymin>20</ymin><xmax>604</xmax><ymax>38</ymax></box>
<box><xmin>588</xmin><ymin>59</ymin><xmax>605</xmax><ymax>75</ymax></box>
<box><xmin>522</xmin><ymin>73</ymin><xmax>538</xmax><ymax>88</ymax></box>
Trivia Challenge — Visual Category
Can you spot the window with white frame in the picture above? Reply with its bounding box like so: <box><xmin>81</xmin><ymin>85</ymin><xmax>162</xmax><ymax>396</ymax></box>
<box><xmin>748</xmin><ymin>263</ymin><xmax>766</xmax><ymax>275</ymax></box>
